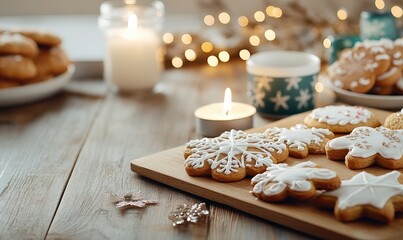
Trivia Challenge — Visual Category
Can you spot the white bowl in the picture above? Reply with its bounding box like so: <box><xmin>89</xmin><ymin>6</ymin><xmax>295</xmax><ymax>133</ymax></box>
<box><xmin>0</xmin><ymin>65</ymin><xmax>75</xmax><ymax>107</ymax></box>
<box><xmin>323</xmin><ymin>77</ymin><xmax>403</xmax><ymax>110</ymax></box>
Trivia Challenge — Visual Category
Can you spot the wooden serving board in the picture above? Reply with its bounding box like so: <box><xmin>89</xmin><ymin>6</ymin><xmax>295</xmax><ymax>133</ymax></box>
<box><xmin>131</xmin><ymin>108</ymin><xmax>402</xmax><ymax>240</ymax></box>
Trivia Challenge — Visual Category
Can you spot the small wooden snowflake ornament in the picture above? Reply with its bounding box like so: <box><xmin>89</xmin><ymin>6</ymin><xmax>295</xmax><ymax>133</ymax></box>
<box><xmin>184</xmin><ymin>129</ymin><xmax>288</xmax><ymax>182</ymax></box>
<box><xmin>265</xmin><ymin>124</ymin><xmax>334</xmax><ymax>158</ymax></box>
<box><xmin>251</xmin><ymin>161</ymin><xmax>340</xmax><ymax>202</ymax></box>
<box><xmin>326</xmin><ymin>127</ymin><xmax>403</xmax><ymax>169</ymax></box>
<box><xmin>315</xmin><ymin>171</ymin><xmax>403</xmax><ymax>223</ymax></box>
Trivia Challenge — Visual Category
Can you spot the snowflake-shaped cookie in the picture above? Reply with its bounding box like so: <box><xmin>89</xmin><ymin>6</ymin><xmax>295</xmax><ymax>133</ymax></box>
<box><xmin>328</xmin><ymin>46</ymin><xmax>390</xmax><ymax>93</ymax></box>
<box><xmin>326</xmin><ymin>127</ymin><xmax>403</xmax><ymax>169</ymax></box>
<box><xmin>251</xmin><ymin>161</ymin><xmax>340</xmax><ymax>202</ymax></box>
<box><xmin>265</xmin><ymin>124</ymin><xmax>334</xmax><ymax>158</ymax></box>
<box><xmin>184</xmin><ymin>129</ymin><xmax>288</xmax><ymax>182</ymax></box>
<box><xmin>315</xmin><ymin>171</ymin><xmax>403</xmax><ymax>222</ymax></box>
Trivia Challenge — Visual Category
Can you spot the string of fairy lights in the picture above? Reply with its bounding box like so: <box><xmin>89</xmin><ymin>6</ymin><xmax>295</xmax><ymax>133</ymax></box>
<box><xmin>162</xmin><ymin>1</ymin><xmax>402</xmax><ymax>69</ymax></box>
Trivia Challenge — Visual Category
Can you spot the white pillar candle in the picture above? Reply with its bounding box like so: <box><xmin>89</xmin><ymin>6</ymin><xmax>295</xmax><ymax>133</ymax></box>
<box><xmin>104</xmin><ymin>14</ymin><xmax>162</xmax><ymax>91</ymax></box>
<box><xmin>195</xmin><ymin>88</ymin><xmax>256</xmax><ymax>137</ymax></box>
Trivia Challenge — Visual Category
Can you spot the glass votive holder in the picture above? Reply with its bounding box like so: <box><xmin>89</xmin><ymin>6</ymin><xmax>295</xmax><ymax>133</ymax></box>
<box><xmin>360</xmin><ymin>11</ymin><xmax>399</xmax><ymax>40</ymax></box>
<box><xmin>98</xmin><ymin>0</ymin><xmax>165</xmax><ymax>92</ymax></box>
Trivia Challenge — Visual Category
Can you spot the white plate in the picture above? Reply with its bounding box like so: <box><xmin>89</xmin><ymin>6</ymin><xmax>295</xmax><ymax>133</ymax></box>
<box><xmin>323</xmin><ymin>77</ymin><xmax>403</xmax><ymax>110</ymax></box>
<box><xmin>0</xmin><ymin>65</ymin><xmax>75</xmax><ymax>107</ymax></box>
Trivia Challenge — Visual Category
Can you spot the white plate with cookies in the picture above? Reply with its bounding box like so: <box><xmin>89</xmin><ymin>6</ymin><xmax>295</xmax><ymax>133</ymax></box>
<box><xmin>324</xmin><ymin>76</ymin><xmax>403</xmax><ymax>110</ymax></box>
<box><xmin>0</xmin><ymin>64</ymin><xmax>74</xmax><ymax>107</ymax></box>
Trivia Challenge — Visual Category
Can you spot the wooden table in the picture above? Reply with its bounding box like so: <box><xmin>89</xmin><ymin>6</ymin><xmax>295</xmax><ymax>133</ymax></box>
<box><xmin>1</xmin><ymin>60</ymin><xmax>315</xmax><ymax>240</ymax></box>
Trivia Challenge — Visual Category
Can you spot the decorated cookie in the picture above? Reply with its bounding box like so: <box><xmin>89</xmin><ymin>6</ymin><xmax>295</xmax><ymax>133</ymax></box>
<box><xmin>328</xmin><ymin>46</ymin><xmax>390</xmax><ymax>93</ymax></box>
<box><xmin>264</xmin><ymin>124</ymin><xmax>334</xmax><ymax>158</ymax></box>
<box><xmin>315</xmin><ymin>171</ymin><xmax>403</xmax><ymax>223</ymax></box>
<box><xmin>0</xmin><ymin>55</ymin><xmax>37</xmax><ymax>80</ymax></box>
<box><xmin>384</xmin><ymin>109</ymin><xmax>403</xmax><ymax>130</ymax></box>
<box><xmin>326</xmin><ymin>126</ymin><xmax>403</xmax><ymax>169</ymax></box>
<box><xmin>356</xmin><ymin>38</ymin><xmax>403</xmax><ymax>87</ymax></box>
<box><xmin>184</xmin><ymin>129</ymin><xmax>288</xmax><ymax>182</ymax></box>
<box><xmin>17</xmin><ymin>30</ymin><xmax>61</xmax><ymax>47</ymax></box>
<box><xmin>0</xmin><ymin>32</ymin><xmax>38</xmax><ymax>57</ymax></box>
<box><xmin>304</xmin><ymin>105</ymin><xmax>381</xmax><ymax>133</ymax></box>
<box><xmin>251</xmin><ymin>161</ymin><xmax>340</xmax><ymax>202</ymax></box>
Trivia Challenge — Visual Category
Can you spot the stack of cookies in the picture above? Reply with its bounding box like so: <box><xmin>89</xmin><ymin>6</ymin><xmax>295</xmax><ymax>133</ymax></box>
<box><xmin>0</xmin><ymin>30</ymin><xmax>70</xmax><ymax>89</ymax></box>
<box><xmin>328</xmin><ymin>38</ymin><xmax>403</xmax><ymax>95</ymax></box>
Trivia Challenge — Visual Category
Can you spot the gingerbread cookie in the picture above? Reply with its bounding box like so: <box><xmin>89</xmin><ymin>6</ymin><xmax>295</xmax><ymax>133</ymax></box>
<box><xmin>265</xmin><ymin>124</ymin><xmax>334</xmax><ymax>158</ymax></box>
<box><xmin>34</xmin><ymin>47</ymin><xmax>69</xmax><ymax>76</ymax></box>
<box><xmin>384</xmin><ymin>109</ymin><xmax>403</xmax><ymax>130</ymax></box>
<box><xmin>251</xmin><ymin>161</ymin><xmax>340</xmax><ymax>202</ymax></box>
<box><xmin>184</xmin><ymin>129</ymin><xmax>288</xmax><ymax>182</ymax></box>
<box><xmin>328</xmin><ymin>46</ymin><xmax>390</xmax><ymax>93</ymax></box>
<box><xmin>304</xmin><ymin>105</ymin><xmax>381</xmax><ymax>133</ymax></box>
<box><xmin>17</xmin><ymin>30</ymin><xmax>61</xmax><ymax>47</ymax></box>
<box><xmin>0</xmin><ymin>55</ymin><xmax>37</xmax><ymax>80</ymax></box>
<box><xmin>326</xmin><ymin>126</ymin><xmax>403</xmax><ymax>169</ymax></box>
<box><xmin>315</xmin><ymin>171</ymin><xmax>403</xmax><ymax>223</ymax></box>
<box><xmin>0</xmin><ymin>32</ymin><xmax>38</xmax><ymax>57</ymax></box>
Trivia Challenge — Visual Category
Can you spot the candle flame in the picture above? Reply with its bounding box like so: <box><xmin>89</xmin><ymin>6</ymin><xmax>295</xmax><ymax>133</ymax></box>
<box><xmin>128</xmin><ymin>14</ymin><xmax>138</xmax><ymax>31</ymax></box>
<box><xmin>223</xmin><ymin>88</ymin><xmax>232</xmax><ymax>116</ymax></box>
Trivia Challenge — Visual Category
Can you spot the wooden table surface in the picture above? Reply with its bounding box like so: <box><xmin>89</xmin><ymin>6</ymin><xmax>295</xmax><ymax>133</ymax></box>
<box><xmin>1</xmin><ymin>60</ymin><xmax>319</xmax><ymax>240</ymax></box>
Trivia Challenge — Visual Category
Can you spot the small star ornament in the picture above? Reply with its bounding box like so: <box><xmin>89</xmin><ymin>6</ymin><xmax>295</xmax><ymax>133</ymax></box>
<box><xmin>114</xmin><ymin>191</ymin><xmax>158</xmax><ymax>209</ymax></box>
<box><xmin>168</xmin><ymin>203</ymin><xmax>209</xmax><ymax>226</ymax></box>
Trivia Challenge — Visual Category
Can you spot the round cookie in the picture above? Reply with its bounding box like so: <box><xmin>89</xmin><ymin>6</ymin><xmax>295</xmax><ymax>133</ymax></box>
<box><xmin>34</xmin><ymin>47</ymin><xmax>70</xmax><ymax>76</ymax></box>
<box><xmin>325</xmin><ymin>126</ymin><xmax>403</xmax><ymax>170</ymax></box>
<box><xmin>251</xmin><ymin>161</ymin><xmax>340</xmax><ymax>202</ymax></box>
<box><xmin>0</xmin><ymin>55</ymin><xmax>37</xmax><ymax>80</ymax></box>
<box><xmin>265</xmin><ymin>124</ymin><xmax>334</xmax><ymax>158</ymax></box>
<box><xmin>304</xmin><ymin>105</ymin><xmax>381</xmax><ymax>133</ymax></box>
<box><xmin>0</xmin><ymin>32</ymin><xmax>38</xmax><ymax>57</ymax></box>
<box><xmin>184</xmin><ymin>129</ymin><xmax>288</xmax><ymax>182</ymax></box>
<box><xmin>370</xmin><ymin>85</ymin><xmax>395</xmax><ymax>95</ymax></box>
<box><xmin>328</xmin><ymin>46</ymin><xmax>390</xmax><ymax>93</ymax></box>
<box><xmin>17</xmin><ymin>30</ymin><xmax>61</xmax><ymax>47</ymax></box>
<box><xmin>384</xmin><ymin>109</ymin><xmax>403</xmax><ymax>130</ymax></box>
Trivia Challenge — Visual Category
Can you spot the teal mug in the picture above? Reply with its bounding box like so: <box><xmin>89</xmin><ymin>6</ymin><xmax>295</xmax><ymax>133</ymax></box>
<box><xmin>246</xmin><ymin>51</ymin><xmax>320</xmax><ymax>118</ymax></box>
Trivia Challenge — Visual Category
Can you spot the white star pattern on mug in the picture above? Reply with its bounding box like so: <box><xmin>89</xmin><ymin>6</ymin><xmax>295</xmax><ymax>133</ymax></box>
<box><xmin>295</xmin><ymin>89</ymin><xmax>311</xmax><ymax>109</ymax></box>
<box><xmin>285</xmin><ymin>77</ymin><xmax>302</xmax><ymax>91</ymax></box>
<box><xmin>270</xmin><ymin>91</ymin><xmax>290</xmax><ymax>111</ymax></box>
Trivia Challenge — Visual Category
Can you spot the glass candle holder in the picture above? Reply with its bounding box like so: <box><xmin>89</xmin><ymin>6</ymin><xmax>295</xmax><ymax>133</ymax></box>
<box><xmin>99</xmin><ymin>0</ymin><xmax>165</xmax><ymax>92</ymax></box>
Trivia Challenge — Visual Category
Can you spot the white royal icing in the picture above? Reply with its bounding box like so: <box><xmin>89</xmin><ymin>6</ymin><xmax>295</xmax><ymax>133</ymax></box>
<box><xmin>364</xmin><ymin>61</ymin><xmax>378</xmax><ymax>71</ymax></box>
<box><xmin>375</xmin><ymin>54</ymin><xmax>390</xmax><ymax>61</ymax></box>
<box><xmin>358</xmin><ymin>78</ymin><xmax>371</xmax><ymax>85</ymax></box>
<box><xmin>333</xmin><ymin>80</ymin><xmax>344</xmax><ymax>88</ymax></box>
<box><xmin>310</xmin><ymin>105</ymin><xmax>373</xmax><ymax>125</ymax></box>
<box><xmin>377</xmin><ymin>67</ymin><xmax>398</xmax><ymax>81</ymax></box>
<box><xmin>328</xmin><ymin>127</ymin><xmax>403</xmax><ymax>160</ymax></box>
<box><xmin>185</xmin><ymin>129</ymin><xmax>286</xmax><ymax>175</ymax></box>
<box><xmin>265</xmin><ymin>124</ymin><xmax>332</xmax><ymax>151</ymax></box>
<box><xmin>350</xmin><ymin>81</ymin><xmax>358</xmax><ymax>88</ymax></box>
<box><xmin>252</xmin><ymin>161</ymin><xmax>337</xmax><ymax>196</ymax></box>
<box><xmin>324</xmin><ymin>171</ymin><xmax>403</xmax><ymax>210</ymax></box>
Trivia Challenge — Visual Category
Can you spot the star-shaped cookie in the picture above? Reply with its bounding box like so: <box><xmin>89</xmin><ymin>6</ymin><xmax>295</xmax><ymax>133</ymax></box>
<box><xmin>251</xmin><ymin>161</ymin><xmax>340</xmax><ymax>202</ymax></box>
<box><xmin>265</xmin><ymin>124</ymin><xmax>334</xmax><ymax>158</ymax></box>
<box><xmin>315</xmin><ymin>171</ymin><xmax>403</xmax><ymax>222</ymax></box>
<box><xmin>326</xmin><ymin>126</ymin><xmax>403</xmax><ymax>169</ymax></box>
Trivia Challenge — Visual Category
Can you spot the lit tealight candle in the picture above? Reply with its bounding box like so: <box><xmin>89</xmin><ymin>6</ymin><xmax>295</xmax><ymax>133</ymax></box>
<box><xmin>194</xmin><ymin>88</ymin><xmax>256</xmax><ymax>137</ymax></box>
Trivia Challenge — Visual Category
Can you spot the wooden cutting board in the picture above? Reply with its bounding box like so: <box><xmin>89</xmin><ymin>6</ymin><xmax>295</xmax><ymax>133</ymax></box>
<box><xmin>131</xmin><ymin>108</ymin><xmax>402</xmax><ymax>240</ymax></box>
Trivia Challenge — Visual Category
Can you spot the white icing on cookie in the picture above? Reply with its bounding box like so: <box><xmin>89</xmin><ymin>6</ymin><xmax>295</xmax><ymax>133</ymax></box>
<box><xmin>333</xmin><ymin>80</ymin><xmax>344</xmax><ymax>88</ymax></box>
<box><xmin>310</xmin><ymin>105</ymin><xmax>373</xmax><ymax>125</ymax></box>
<box><xmin>393</xmin><ymin>59</ymin><xmax>403</xmax><ymax>66</ymax></box>
<box><xmin>328</xmin><ymin>126</ymin><xmax>403</xmax><ymax>159</ymax></box>
<box><xmin>265</xmin><ymin>124</ymin><xmax>332</xmax><ymax>151</ymax></box>
<box><xmin>185</xmin><ymin>130</ymin><xmax>286</xmax><ymax>174</ymax></box>
<box><xmin>394</xmin><ymin>51</ymin><xmax>401</xmax><ymax>59</ymax></box>
<box><xmin>364</xmin><ymin>61</ymin><xmax>378</xmax><ymax>71</ymax></box>
<box><xmin>358</xmin><ymin>78</ymin><xmax>371</xmax><ymax>85</ymax></box>
<box><xmin>350</xmin><ymin>81</ymin><xmax>358</xmax><ymax>88</ymax></box>
<box><xmin>252</xmin><ymin>161</ymin><xmax>337</xmax><ymax>196</ymax></box>
<box><xmin>377</xmin><ymin>67</ymin><xmax>398</xmax><ymax>80</ymax></box>
<box><xmin>324</xmin><ymin>171</ymin><xmax>403</xmax><ymax>210</ymax></box>
<box><xmin>375</xmin><ymin>54</ymin><xmax>390</xmax><ymax>61</ymax></box>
